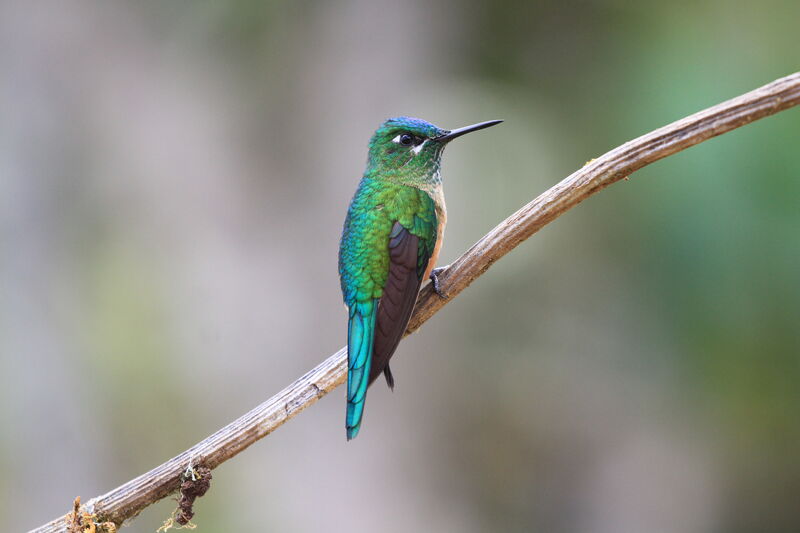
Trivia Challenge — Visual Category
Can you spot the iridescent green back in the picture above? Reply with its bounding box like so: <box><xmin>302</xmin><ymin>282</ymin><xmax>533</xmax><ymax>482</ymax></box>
<box><xmin>339</xmin><ymin>179</ymin><xmax>437</xmax><ymax>303</ymax></box>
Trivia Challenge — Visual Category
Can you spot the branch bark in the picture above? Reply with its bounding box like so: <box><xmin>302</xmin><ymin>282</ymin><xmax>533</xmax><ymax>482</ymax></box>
<box><xmin>31</xmin><ymin>71</ymin><xmax>800</xmax><ymax>533</ymax></box>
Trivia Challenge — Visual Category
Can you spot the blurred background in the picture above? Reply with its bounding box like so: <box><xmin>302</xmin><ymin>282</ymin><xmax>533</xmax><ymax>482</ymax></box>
<box><xmin>2</xmin><ymin>1</ymin><xmax>799</xmax><ymax>532</ymax></box>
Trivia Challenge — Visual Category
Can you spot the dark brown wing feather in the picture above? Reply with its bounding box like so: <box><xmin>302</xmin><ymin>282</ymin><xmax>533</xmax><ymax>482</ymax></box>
<box><xmin>368</xmin><ymin>222</ymin><xmax>429</xmax><ymax>387</ymax></box>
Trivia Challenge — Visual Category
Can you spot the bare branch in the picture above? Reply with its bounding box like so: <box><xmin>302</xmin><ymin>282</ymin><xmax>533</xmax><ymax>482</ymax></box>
<box><xmin>31</xmin><ymin>71</ymin><xmax>800</xmax><ymax>533</ymax></box>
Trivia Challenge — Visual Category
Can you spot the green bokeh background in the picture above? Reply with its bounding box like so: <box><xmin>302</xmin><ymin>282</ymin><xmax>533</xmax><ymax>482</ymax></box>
<box><xmin>1</xmin><ymin>1</ymin><xmax>798</xmax><ymax>532</ymax></box>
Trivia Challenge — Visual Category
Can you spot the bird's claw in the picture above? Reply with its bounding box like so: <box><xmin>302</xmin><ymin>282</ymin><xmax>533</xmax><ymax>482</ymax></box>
<box><xmin>429</xmin><ymin>266</ymin><xmax>449</xmax><ymax>298</ymax></box>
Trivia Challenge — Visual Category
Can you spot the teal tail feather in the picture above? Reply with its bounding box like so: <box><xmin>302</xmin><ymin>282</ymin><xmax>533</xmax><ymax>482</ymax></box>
<box><xmin>346</xmin><ymin>299</ymin><xmax>378</xmax><ymax>440</ymax></box>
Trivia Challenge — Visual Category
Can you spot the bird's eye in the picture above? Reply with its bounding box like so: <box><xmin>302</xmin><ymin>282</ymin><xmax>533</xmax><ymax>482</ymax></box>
<box><xmin>392</xmin><ymin>133</ymin><xmax>416</xmax><ymax>146</ymax></box>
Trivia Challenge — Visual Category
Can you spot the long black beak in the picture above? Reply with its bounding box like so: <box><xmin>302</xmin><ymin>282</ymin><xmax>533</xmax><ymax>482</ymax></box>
<box><xmin>436</xmin><ymin>119</ymin><xmax>503</xmax><ymax>142</ymax></box>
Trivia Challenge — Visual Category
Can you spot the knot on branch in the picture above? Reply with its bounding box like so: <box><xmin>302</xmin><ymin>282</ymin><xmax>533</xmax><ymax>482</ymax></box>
<box><xmin>66</xmin><ymin>497</ymin><xmax>117</xmax><ymax>533</ymax></box>
<box><xmin>157</xmin><ymin>464</ymin><xmax>213</xmax><ymax>531</ymax></box>
<box><xmin>176</xmin><ymin>465</ymin><xmax>212</xmax><ymax>525</ymax></box>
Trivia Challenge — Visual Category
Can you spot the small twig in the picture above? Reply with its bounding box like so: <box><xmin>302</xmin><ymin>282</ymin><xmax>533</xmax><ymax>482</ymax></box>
<box><xmin>30</xmin><ymin>71</ymin><xmax>800</xmax><ymax>532</ymax></box>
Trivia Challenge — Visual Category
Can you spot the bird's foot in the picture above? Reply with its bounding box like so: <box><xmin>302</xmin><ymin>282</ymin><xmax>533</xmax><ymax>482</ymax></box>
<box><xmin>429</xmin><ymin>266</ymin><xmax>449</xmax><ymax>299</ymax></box>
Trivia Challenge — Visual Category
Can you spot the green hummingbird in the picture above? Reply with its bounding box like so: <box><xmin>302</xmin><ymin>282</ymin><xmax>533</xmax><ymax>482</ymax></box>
<box><xmin>338</xmin><ymin>116</ymin><xmax>502</xmax><ymax>439</ymax></box>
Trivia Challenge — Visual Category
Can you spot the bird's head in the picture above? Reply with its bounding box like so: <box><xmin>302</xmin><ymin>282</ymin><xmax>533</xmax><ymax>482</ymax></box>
<box><xmin>365</xmin><ymin>116</ymin><xmax>502</xmax><ymax>186</ymax></box>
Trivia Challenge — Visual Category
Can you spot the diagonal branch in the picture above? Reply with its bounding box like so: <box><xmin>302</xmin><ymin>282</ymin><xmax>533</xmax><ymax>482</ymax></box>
<box><xmin>31</xmin><ymin>71</ymin><xmax>800</xmax><ymax>533</ymax></box>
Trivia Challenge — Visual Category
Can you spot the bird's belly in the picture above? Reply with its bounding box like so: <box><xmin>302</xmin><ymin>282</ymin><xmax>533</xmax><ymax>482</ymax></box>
<box><xmin>422</xmin><ymin>201</ymin><xmax>447</xmax><ymax>281</ymax></box>
<box><xmin>423</xmin><ymin>236</ymin><xmax>443</xmax><ymax>281</ymax></box>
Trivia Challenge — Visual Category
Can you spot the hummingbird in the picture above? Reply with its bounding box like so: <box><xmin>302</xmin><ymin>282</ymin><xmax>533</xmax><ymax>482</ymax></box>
<box><xmin>338</xmin><ymin>116</ymin><xmax>502</xmax><ymax>439</ymax></box>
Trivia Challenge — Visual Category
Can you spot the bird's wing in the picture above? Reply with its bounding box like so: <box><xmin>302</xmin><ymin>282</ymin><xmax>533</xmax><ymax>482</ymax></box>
<box><xmin>367</xmin><ymin>220</ymin><xmax>434</xmax><ymax>386</ymax></box>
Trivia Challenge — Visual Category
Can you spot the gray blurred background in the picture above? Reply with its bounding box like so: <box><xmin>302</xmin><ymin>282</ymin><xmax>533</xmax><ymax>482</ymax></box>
<box><xmin>2</xmin><ymin>1</ymin><xmax>799</xmax><ymax>532</ymax></box>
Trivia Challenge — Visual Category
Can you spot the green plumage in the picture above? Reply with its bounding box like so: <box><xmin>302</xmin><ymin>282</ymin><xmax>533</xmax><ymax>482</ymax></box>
<box><xmin>340</xmin><ymin>181</ymin><xmax>437</xmax><ymax>302</ymax></box>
